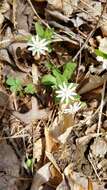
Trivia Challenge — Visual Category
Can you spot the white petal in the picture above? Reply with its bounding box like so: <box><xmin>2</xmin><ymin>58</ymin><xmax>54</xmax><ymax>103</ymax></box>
<box><xmin>61</xmin><ymin>96</ymin><xmax>65</xmax><ymax>103</ymax></box>
<box><xmin>96</xmin><ymin>56</ymin><xmax>103</xmax><ymax>62</ymax></box>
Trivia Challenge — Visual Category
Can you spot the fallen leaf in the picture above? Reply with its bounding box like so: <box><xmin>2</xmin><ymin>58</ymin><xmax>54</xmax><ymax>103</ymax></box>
<box><xmin>33</xmin><ymin>138</ymin><xmax>45</xmax><ymax>167</ymax></box>
<box><xmin>77</xmin><ymin>74</ymin><xmax>107</xmax><ymax>95</ymax></box>
<box><xmin>47</xmin><ymin>0</ymin><xmax>79</xmax><ymax>16</ymax></box>
<box><xmin>30</xmin><ymin>162</ymin><xmax>51</xmax><ymax>190</ymax></box>
<box><xmin>91</xmin><ymin>137</ymin><xmax>107</xmax><ymax>158</ymax></box>
<box><xmin>0</xmin><ymin>141</ymin><xmax>20</xmax><ymax>190</ymax></box>
<box><xmin>13</xmin><ymin>97</ymin><xmax>49</xmax><ymax>124</ymax></box>
<box><xmin>0</xmin><ymin>0</ymin><xmax>10</xmax><ymax>13</ymax></box>
<box><xmin>49</xmin><ymin>164</ymin><xmax>62</xmax><ymax>187</ymax></box>
<box><xmin>45</xmin><ymin>127</ymin><xmax>60</xmax><ymax>153</ymax></box>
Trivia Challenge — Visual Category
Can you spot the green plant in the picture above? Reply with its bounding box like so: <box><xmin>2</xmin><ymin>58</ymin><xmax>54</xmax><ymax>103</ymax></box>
<box><xmin>25</xmin><ymin>158</ymin><xmax>33</xmax><ymax>171</ymax></box>
<box><xmin>95</xmin><ymin>49</ymin><xmax>107</xmax><ymax>59</ymax></box>
<box><xmin>41</xmin><ymin>61</ymin><xmax>76</xmax><ymax>88</ymax></box>
<box><xmin>35</xmin><ymin>22</ymin><xmax>54</xmax><ymax>41</ymax></box>
<box><xmin>24</xmin><ymin>83</ymin><xmax>36</xmax><ymax>94</ymax></box>
<box><xmin>6</xmin><ymin>76</ymin><xmax>22</xmax><ymax>94</ymax></box>
<box><xmin>6</xmin><ymin>76</ymin><xmax>36</xmax><ymax>95</ymax></box>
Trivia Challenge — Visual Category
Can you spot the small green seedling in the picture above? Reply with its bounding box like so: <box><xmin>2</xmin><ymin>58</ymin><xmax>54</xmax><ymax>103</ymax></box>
<box><xmin>25</xmin><ymin>158</ymin><xmax>33</xmax><ymax>171</ymax></box>
<box><xmin>24</xmin><ymin>83</ymin><xmax>36</xmax><ymax>94</ymax></box>
<box><xmin>6</xmin><ymin>76</ymin><xmax>22</xmax><ymax>94</ymax></box>
<box><xmin>6</xmin><ymin>76</ymin><xmax>36</xmax><ymax>96</ymax></box>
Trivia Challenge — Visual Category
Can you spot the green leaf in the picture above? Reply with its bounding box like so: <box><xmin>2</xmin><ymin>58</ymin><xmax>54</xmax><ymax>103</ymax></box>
<box><xmin>41</xmin><ymin>74</ymin><xmax>57</xmax><ymax>86</ymax></box>
<box><xmin>45</xmin><ymin>61</ymin><xmax>53</xmax><ymax>70</ymax></box>
<box><xmin>24</xmin><ymin>83</ymin><xmax>36</xmax><ymax>94</ymax></box>
<box><xmin>6</xmin><ymin>76</ymin><xmax>16</xmax><ymax>86</ymax></box>
<box><xmin>52</xmin><ymin>68</ymin><xmax>66</xmax><ymax>85</ymax></box>
<box><xmin>95</xmin><ymin>49</ymin><xmax>107</xmax><ymax>59</ymax></box>
<box><xmin>6</xmin><ymin>76</ymin><xmax>22</xmax><ymax>93</ymax></box>
<box><xmin>25</xmin><ymin>158</ymin><xmax>33</xmax><ymax>169</ymax></box>
<box><xmin>44</xmin><ymin>28</ymin><xmax>54</xmax><ymax>40</ymax></box>
<box><xmin>35</xmin><ymin>22</ymin><xmax>45</xmax><ymax>38</ymax></box>
<box><xmin>63</xmin><ymin>61</ymin><xmax>76</xmax><ymax>80</ymax></box>
<box><xmin>52</xmin><ymin>68</ymin><xmax>61</xmax><ymax>77</ymax></box>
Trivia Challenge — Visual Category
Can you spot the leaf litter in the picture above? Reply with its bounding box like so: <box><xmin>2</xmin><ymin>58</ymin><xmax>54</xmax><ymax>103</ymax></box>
<box><xmin>0</xmin><ymin>0</ymin><xmax>107</xmax><ymax>190</ymax></box>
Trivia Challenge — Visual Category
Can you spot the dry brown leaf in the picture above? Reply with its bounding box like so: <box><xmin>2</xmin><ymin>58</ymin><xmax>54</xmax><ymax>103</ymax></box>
<box><xmin>46</xmin><ymin>151</ymin><xmax>61</xmax><ymax>175</ymax></box>
<box><xmin>58</xmin><ymin>126</ymin><xmax>73</xmax><ymax>144</ymax></box>
<box><xmin>0</xmin><ymin>0</ymin><xmax>10</xmax><ymax>13</ymax></box>
<box><xmin>91</xmin><ymin>137</ymin><xmax>107</xmax><ymax>158</ymax></box>
<box><xmin>49</xmin><ymin>164</ymin><xmax>62</xmax><ymax>187</ymax></box>
<box><xmin>56</xmin><ymin>179</ymin><xmax>70</xmax><ymax>190</ymax></box>
<box><xmin>64</xmin><ymin>165</ymin><xmax>86</xmax><ymax>190</ymax></box>
<box><xmin>0</xmin><ymin>141</ymin><xmax>20</xmax><ymax>190</ymax></box>
<box><xmin>45</xmin><ymin>127</ymin><xmax>60</xmax><ymax>153</ymax></box>
<box><xmin>88</xmin><ymin>178</ymin><xmax>93</xmax><ymax>190</ymax></box>
<box><xmin>33</xmin><ymin>138</ymin><xmax>45</xmax><ymax>166</ymax></box>
<box><xmin>47</xmin><ymin>0</ymin><xmax>62</xmax><ymax>10</ymax></box>
<box><xmin>13</xmin><ymin>97</ymin><xmax>49</xmax><ymax>124</ymax></box>
<box><xmin>30</xmin><ymin>162</ymin><xmax>51</xmax><ymax>190</ymax></box>
<box><xmin>47</xmin><ymin>0</ymin><xmax>79</xmax><ymax>16</ymax></box>
<box><xmin>101</xmin><ymin>21</ymin><xmax>107</xmax><ymax>37</ymax></box>
<box><xmin>77</xmin><ymin>74</ymin><xmax>107</xmax><ymax>95</ymax></box>
<box><xmin>0</xmin><ymin>90</ymin><xmax>9</xmax><ymax>119</ymax></box>
<box><xmin>49</xmin><ymin>112</ymin><xmax>74</xmax><ymax>141</ymax></box>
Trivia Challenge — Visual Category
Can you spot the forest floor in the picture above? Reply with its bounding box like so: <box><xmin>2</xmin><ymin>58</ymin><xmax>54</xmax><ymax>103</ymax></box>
<box><xmin>0</xmin><ymin>0</ymin><xmax>107</xmax><ymax>190</ymax></box>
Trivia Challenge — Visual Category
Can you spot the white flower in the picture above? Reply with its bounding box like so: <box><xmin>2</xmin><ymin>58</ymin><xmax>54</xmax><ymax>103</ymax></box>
<box><xmin>56</xmin><ymin>82</ymin><xmax>77</xmax><ymax>104</ymax></box>
<box><xmin>64</xmin><ymin>102</ymin><xmax>84</xmax><ymax>114</ymax></box>
<box><xmin>96</xmin><ymin>56</ymin><xmax>104</xmax><ymax>62</ymax></box>
<box><xmin>96</xmin><ymin>56</ymin><xmax>107</xmax><ymax>70</ymax></box>
<box><xmin>27</xmin><ymin>35</ymin><xmax>49</xmax><ymax>57</ymax></box>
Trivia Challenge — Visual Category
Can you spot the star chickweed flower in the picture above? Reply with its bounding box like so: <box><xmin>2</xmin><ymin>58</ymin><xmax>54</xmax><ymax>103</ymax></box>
<box><xmin>64</xmin><ymin>102</ymin><xmax>85</xmax><ymax>114</ymax></box>
<box><xmin>56</xmin><ymin>82</ymin><xmax>78</xmax><ymax>104</ymax></box>
<box><xmin>27</xmin><ymin>35</ymin><xmax>50</xmax><ymax>58</ymax></box>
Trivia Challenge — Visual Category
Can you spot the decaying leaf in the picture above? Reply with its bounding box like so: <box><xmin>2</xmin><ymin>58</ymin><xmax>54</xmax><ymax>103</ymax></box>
<box><xmin>31</xmin><ymin>162</ymin><xmax>51</xmax><ymax>190</ymax></box>
<box><xmin>13</xmin><ymin>97</ymin><xmax>49</xmax><ymax>124</ymax></box>
<box><xmin>45</xmin><ymin>127</ymin><xmax>60</xmax><ymax>153</ymax></box>
<box><xmin>77</xmin><ymin>74</ymin><xmax>107</xmax><ymax>95</ymax></box>
<box><xmin>49</xmin><ymin>164</ymin><xmax>62</xmax><ymax>187</ymax></box>
<box><xmin>47</xmin><ymin>0</ymin><xmax>79</xmax><ymax>16</ymax></box>
<box><xmin>33</xmin><ymin>138</ymin><xmax>45</xmax><ymax>166</ymax></box>
<box><xmin>64</xmin><ymin>165</ymin><xmax>86</xmax><ymax>190</ymax></box>
<box><xmin>0</xmin><ymin>141</ymin><xmax>20</xmax><ymax>190</ymax></box>
<box><xmin>0</xmin><ymin>90</ymin><xmax>9</xmax><ymax>119</ymax></box>
<box><xmin>0</xmin><ymin>0</ymin><xmax>10</xmax><ymax>13</ymax></box>
<box><xmin>91</xmin><ymin>137</ymin><xmax>107</xmax><ymax>158</ymax></box>
<box><xmin>48</xmin><ymin>112</ymin><xmax>75</xmax><ymax>141</ymax></box>
<box><xmin>56</xmin><ymin>178</ymin><xmax>69</xmax><ymax>190</ymax></box>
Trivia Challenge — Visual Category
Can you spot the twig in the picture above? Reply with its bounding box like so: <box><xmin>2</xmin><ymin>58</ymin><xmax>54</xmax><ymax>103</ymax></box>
<box><xmin>12</xmin><ymin>0</ymin><xmax>17</xmax><ymax>29</ymax></box>
<box><xmin>73</xmin><ymin>2</ymin><xmax>107</xmax><ymax>62</ymax></box>
<box><xmin>26</xmin><ymin>0</ymin><xmax>49</xmax><ymax>28</ymax></box>
<box><xmin>97</xmin><ymin>80</ymin><xmax>106</xmax><ymax>134</ymax></box>
<box><xmin>88</xmin><ymin>152</ymin><xmax>101</xmax><ymax>182</ymax></box>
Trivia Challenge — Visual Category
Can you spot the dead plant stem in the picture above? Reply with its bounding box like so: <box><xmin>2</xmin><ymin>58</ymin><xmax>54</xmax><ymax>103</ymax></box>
<box><xmin>97</xmin><ymin>80</ymin><xmax>106</xmax><ymax>134</ymax></box>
